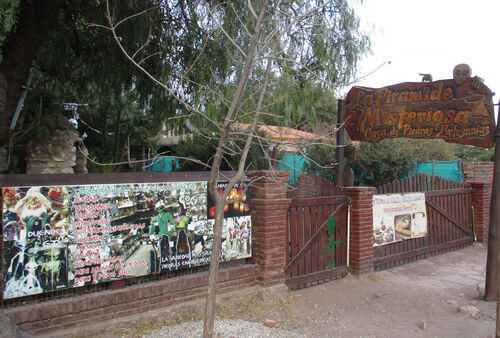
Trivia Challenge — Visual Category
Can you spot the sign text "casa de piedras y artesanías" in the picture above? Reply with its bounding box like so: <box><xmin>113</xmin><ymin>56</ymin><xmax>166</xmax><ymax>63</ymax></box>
<box><xmin>345</xmin><ymin>66</ymin><xmax>495</xmax><ymax>148</ymax></box>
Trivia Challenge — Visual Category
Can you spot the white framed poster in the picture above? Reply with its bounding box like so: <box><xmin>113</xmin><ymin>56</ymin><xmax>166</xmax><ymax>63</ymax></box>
<box><xmin>372</xmin><ymin>193</ymin><xmax>427</xmax><ymax>246</ymax></box>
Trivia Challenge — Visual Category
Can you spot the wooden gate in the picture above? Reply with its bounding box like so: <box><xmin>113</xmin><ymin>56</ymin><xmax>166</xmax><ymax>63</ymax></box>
<box><xmin>374</xmin><ymin>173</ymin><xmax>474</xmax><ymax>270</ymax></box>
<box><xmin>285</xmin><ymin>174</ymin><xmax>348</xmax><ymax>288</ymax></box>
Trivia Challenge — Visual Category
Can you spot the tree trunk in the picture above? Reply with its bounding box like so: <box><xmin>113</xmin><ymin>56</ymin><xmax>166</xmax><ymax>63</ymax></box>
<box><xmin>202</xmin><ymin>2</ymin><xmax>268</xmax><ymax>336</ymax></box>
<box><xmin>202</xmin><ymin>196</ymin><xmax>225</xmax><ymax>337</ymax></box>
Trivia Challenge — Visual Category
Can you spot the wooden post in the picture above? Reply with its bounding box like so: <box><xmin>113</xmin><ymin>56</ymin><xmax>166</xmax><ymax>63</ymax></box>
<box><xmin>336</xmin><ymin>99</ymin><xmax>346</xmax><ymax>187</ymax></box>
<box><xmin>490</xmin><ymin>101</ymin><xmax>500</xmax><ymax>337</ymax></box>
<box><xmin>486</xmin><ymin>102</ymin><xmax>499</xmax><ymax>301</ymax></box>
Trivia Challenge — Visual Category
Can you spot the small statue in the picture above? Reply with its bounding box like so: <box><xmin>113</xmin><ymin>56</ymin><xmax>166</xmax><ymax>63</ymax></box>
<box><xmin>453</xmin><ymin>63</ymin><xmax>483</xmax><ymax>89</ymax></box>
<box><xmin>419</xmin><ymin>73</ymin><xmax>433</xmax><ymax>82</ymax></box>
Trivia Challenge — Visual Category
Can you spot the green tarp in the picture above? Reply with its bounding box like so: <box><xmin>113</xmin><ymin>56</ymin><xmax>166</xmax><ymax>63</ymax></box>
<box><xmin>275</xmin><ymin>153</ymin><xmax>310</xmax><ymax>184</ymax></box>
<box><xmin>146</xmin><ymin>156</ymin><xmax>181</xmax><ymax>172</ymax></box>
<box><xmin>407</xmin><ymin>160</ymin><xmax>463</xmax><ymax>182</ymax></box>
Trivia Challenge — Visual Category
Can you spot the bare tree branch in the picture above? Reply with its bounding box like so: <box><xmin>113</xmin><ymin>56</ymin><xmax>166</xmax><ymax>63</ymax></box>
<box><xmin>204</xmin><ymin>1</ymin><xmax>247</xmax><ymax>58</ymax></box>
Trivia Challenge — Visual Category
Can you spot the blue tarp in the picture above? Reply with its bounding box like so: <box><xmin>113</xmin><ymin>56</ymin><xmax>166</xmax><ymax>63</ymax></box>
<box><xmin>275</xmin><ymin>153</ymin><xmax>310</xmax><ymax>184</ymax></box>
<box><xmin>406</xmin><ymin>160</ymin><xmax>463</xmax><ymax>182</ymax></box>
<box><xmin>146</xmin><ymin>156</ymin><xmax>181</xmax><ymax>172</ymax></box>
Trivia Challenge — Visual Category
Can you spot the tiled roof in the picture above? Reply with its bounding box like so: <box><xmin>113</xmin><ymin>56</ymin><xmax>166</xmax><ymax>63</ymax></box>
<box><xmin>237</xmin><ymin>123</ymin><xmax>320</xmax><ymax>143</ymax></box>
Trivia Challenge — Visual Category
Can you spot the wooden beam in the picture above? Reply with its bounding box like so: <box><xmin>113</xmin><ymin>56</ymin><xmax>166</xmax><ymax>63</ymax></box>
<box><xmin>426</xmin><ymin>199</ymin><xmax>473</xmax><ymax>236</ymax></box>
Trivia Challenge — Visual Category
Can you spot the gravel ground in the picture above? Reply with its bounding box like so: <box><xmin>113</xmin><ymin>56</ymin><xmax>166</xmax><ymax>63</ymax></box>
<box><xmin>52</xmin><ymin>243</ymin><xmax>495</xmax><ymax>338</ymax></box>
<box><xmin>146</xmin><ymin>319</ymin><xmax>305</xmax><ymax>338</ymax></box>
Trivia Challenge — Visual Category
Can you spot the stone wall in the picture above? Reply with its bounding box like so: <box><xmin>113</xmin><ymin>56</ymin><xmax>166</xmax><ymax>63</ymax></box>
<box><xmin>26</xmin><ymin>116</ymin><xmax>88</xmax><ymax>174</ymax></box>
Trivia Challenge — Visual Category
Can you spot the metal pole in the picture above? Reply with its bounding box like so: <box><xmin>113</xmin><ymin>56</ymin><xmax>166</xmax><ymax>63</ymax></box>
<box><xmin>336</xmin><ymin>99</ymin><xmax>346</xmax><ymax>187</ymax></box>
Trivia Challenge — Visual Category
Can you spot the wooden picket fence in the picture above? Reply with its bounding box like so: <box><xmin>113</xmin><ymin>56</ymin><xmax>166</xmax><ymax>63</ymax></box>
<box><xmin>286</xmin><ymin>173</ymin><xmax>348</xmax><ymax>288</ymax></box>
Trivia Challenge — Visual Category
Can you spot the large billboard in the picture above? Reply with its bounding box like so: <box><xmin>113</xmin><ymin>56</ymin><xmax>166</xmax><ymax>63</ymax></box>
<box><xmin>2</xmin><ymin>181</ymin><xmax>251</xmax><ymax>299</ymax></box>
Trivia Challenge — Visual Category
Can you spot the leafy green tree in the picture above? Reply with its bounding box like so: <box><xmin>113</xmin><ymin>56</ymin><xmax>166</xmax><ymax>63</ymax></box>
<box><xmin>454</xmin><ymin>144</ymin><xmax>494</xmax><ymax>162</ymax></box>
<box><xmin>1</xmin><ymin>0</ymin><xmax>369</xmax><ymax>173</ymax></box>
<box><xmin>352</xmin><ymin>139</ymin><xmax>414</xmax><ymax>186</ymax></box>
<box><xmin>0</xmin><ymin>1</ymin><xmax>234</xmax><ymax>172</ymax></box>
<box><xmin>172</xmin><ymin>129</ymin><xmax>269</xmax><ymax>172</ymax></box>
<box><xmin>304</xmin><ymin>139</ymin><xmax>338</xmax><ymax>181</ymax></box>
<box><xmin>0</xmin><ymin>0</ymin><xmax>65</xmax><ymax>172</ymax></box>
<box><xmin>0</xmin><ymin>0</ymin><xmax>20</xmax><ymax>63</ymax></box>
<box><xmin>351</xmin><ymin>138</ymin><xmax>456</xmax><ymax>186</ymax></box>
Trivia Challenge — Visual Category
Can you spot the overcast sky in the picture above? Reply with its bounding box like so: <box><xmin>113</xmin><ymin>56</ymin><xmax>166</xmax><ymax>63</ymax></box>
<box><xmin>351</xmin><ymin>0</ymin><xmax>500</xmax><ymax>105</ymax></box>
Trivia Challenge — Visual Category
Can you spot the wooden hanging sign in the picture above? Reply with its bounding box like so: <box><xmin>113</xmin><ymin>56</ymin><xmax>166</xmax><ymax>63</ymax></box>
<box><xmin>345</xmin><ymin>70</ymin><xmax>495</xmax><ymax>148</ymax></box>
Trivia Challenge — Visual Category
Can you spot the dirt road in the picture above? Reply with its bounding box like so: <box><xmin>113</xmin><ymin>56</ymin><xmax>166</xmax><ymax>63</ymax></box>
<box><xmin>284</xmin><ymin>243</ymin><xmax>494</xmax><ymax>337</ymax></box>
<box><xmin>56</xmin><ymin>243</ymin><xmax>495</xmax><ymax>337</ymax></box>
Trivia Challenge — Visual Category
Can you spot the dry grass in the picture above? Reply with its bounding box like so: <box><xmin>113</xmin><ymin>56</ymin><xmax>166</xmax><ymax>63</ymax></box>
<box><xmin>77</xmin><ymin>287</ymin><xmax>295</xmax><ymax>338</ymax></box>
<box><xmin>115</xmin><ymin>307</ymin><xmax>205</xmax><ymax>338</ymax></box>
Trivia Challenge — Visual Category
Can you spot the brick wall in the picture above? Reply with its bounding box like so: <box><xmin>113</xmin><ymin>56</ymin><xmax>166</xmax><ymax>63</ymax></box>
<box><xmin>343</xmin><ymin>187</ymin><xmax>375</xmax><ymax>274</ymax></box>
<box><xmin>4</xmin><ymin>265</ymin><xmax>258</xmax><ymax>336</ymax></box>
<box><xmin>463</xmin><ymin>162</ymin><xmax>494</xmax><ymax>183</ymax></box>
<box><xmin>248</xmin><ymin>171</ymin><xmax>291</xmax><ymax>285</ymax></box>
<box><xmin>470</xmin><ymin>182</ymin><xmax>493</xmax><ymax>243</ymax></box>
<box><xmin>463</xmin><ymin>162</ymin><xmax>494</xmax><ymax>244</ymax></box>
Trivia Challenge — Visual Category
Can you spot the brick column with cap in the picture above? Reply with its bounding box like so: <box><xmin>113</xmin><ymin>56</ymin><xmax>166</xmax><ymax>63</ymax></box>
<box><xmin>469</xmin><ymin>181</ymin><xmax>492</xmax><ymax>243</ymax></box>
<box><xmin>343</xmin><ymin>186</ymin><xmax>375</xmax><ymax>274</ymax></box>
<box><xmin>248</xmin><ymin>171</ymin><xmax>291</xmax><ymax>286</ymax></box>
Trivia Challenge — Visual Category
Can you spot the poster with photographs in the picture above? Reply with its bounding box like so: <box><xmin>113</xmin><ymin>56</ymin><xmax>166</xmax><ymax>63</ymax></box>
<box><xmin>372</xmin><ymin>193</ymin><xmax>427</xmax><ymax>247</ymax></box>
<box><xmin>206</xmin><ymin>181</ymin><xmax>252</xmax><ymax>260</ymax></box>
<box><xmin>2</xmin><ymin>180</ymin><xmax>252</xmax><ymax>299</ymax></box>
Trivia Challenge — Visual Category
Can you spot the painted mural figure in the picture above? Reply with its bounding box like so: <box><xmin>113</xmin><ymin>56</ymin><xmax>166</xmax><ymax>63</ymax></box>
<box><xmin>149</xmin><ymin>201</ymin><xmax>178</xmax><ymax>238</ymax></box>
<box><xmin>40</xmin><ymin>246</ymin><xmax>63</xmax><ymax>289</ymax></box>
<box><xmin>322</xmin><ymin>216</ymin><xmax>343</xmax><ymax>269</ymax></box>
<box><xmin>149</xmin><ymin>200</ymin><xmax>195</xmax><ymax>270</ymax></box>
<box><xmin>159</xmin><ymin>234</ymin><xmax>171</xmax><ymax>268</ymax></box>
<box><xmin>19</xmin><ymin>257</ymin><xmax>43</xmax><ymax>295</ymax></box>
<box><xmin>3</xmin><ymin>188</ymin><xmax>21</xmax><ymax>241</ymax></box>
<box><xmin>176</xmin><ymin>229</ymin><xmax>191</xmax><ymax>267</ymax></box>
<box><xmin>240</xmin><ymin>221</ymin><xmax>250</xmax><ymax>254</ymax></box>
<box><xmin>175</xmin><ymin>208</ymin><xmax>192</xmax><ymax>267</ymax></box>
<box><xmin>14</xmin><ymin>188</ymin><xmax>53</xmax><ymax>240</ymax></box>
<box><xmin>3</xmin><ymin>241</ymin><xmax>29</xmax><ymax>298</ymax></box>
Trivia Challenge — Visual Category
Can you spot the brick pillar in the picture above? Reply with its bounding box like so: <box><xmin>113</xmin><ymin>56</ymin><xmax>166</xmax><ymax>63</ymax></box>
<box><xmin>248</xmin><ymin>171</ymin><xmax>291</xmax><ymax>286</ymax></box>
<box><xmin>343</xmin><ymin>186</ymin><xmax>375</xmax><ymax>274</ymax></box>
<box><xmin>470</xmin><ymin>181</ymin><xmax>492</xmax><ymax>243</ymax></box>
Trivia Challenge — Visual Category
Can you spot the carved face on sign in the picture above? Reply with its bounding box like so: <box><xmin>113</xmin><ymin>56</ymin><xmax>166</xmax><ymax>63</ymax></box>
<box><xmin>453</xmin><ymin>64</ymin><xmax>471</xmax><ymax>85</ymax></box>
